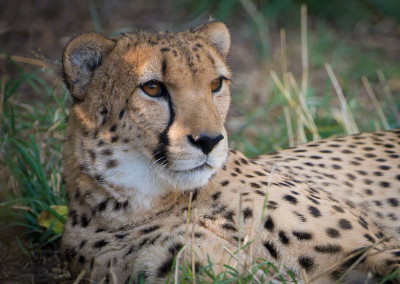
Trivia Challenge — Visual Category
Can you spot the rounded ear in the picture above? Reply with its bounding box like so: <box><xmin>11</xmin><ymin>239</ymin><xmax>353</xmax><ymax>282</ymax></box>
<box><xmin>62</xmin><ymin>33</ymin><xmax>115</xmax><ymax>100</ymax></box>
<box><xmin>193</xmin><ymin>21</ymin><xmax>230</xmax><ymax>57</ymax></box>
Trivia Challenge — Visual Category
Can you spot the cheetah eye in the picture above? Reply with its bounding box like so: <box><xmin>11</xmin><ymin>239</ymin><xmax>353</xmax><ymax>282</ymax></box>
<box><xmin>211</xmin><ymin>78</ymin><xmax>223</xmax><ymax>93</ymax></box>
<box><xmin>141</xmin><ymin>80</ymin><xmax>164</xmax><ymax>97</ymax></box>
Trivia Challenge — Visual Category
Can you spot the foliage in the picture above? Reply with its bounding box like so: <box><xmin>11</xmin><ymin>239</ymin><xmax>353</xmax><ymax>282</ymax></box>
<box><xmin>0</xmin><ymin>62</ymin><xmax>69</xmax><ymax>247</ymax></box>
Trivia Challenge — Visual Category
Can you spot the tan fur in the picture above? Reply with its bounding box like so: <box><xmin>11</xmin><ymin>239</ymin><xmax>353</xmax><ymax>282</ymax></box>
<box><xmin>62</xmin><ymin>22</ymin><xmax>400</xmax><ymax>283</ymax></box>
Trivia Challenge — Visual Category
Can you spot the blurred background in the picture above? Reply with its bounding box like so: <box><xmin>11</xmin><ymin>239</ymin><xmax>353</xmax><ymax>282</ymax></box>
<box><xmin>1</xmin><ymin>0</ymin><xmax>400</xmax><ymax>282</ymax></box>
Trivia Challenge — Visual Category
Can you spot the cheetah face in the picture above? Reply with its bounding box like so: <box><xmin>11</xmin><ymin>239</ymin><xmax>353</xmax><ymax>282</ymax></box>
<box><xmin>63</xmin><ymin>22</ymin><xmax>231</xmax><ymax>198</ymax></box>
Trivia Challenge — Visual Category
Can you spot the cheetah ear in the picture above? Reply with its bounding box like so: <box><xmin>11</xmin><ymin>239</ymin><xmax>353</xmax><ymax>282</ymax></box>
<box><xmin>194</xmin><ymin>21</ymin><xmax>230</xmax><ymax>57</ymax></box>
<box><xmin>63</xmin><ymin>32</ymin><xmax>115</xmax><ymax>100</ymax></box>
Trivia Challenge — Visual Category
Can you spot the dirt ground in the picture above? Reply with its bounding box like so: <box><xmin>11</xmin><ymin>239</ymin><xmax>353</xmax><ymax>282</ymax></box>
<box><xmin>1</xmin><ymin>1</ymin><xmax>400</xmax><ymax>283</ymax></box>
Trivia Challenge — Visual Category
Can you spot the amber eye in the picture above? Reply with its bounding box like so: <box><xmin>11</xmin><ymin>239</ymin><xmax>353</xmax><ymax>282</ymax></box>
<box><xmin>211</xmin><ymin>78</ymin><xmax>223</xmax><ymax>93</ymax></box>
<box><xmin>141</xmin><ymin>80</ymin><xmax>163</xmax><ymax>97</ymax></box>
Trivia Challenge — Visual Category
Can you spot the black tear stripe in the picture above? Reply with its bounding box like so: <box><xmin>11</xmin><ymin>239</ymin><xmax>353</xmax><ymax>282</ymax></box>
<box><xmin>153</xmin><ymin>95</ymin><xmax>175</xmax><ymax>165</ymax></box>
<box><xmin>162</xmin><ymin>59</ymin><xmax>167</xmax><ymax>76</ymax></box>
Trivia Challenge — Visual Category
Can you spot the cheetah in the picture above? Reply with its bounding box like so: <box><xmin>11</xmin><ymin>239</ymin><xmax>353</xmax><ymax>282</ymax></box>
<box><xmin>62</xmin><ymin>21</ymin><xmax>400</xmax><ymax>283</ymax></box>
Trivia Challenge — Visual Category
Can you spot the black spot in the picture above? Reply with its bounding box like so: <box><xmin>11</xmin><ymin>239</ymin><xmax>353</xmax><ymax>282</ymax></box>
<box><xmin>138</xmin><ymin>237</ymin><xmax>149</xmax><ymax>248</ymax></box>
<box><xmin>102</xmin><ymin>149</ymin><xmax>113</xmax><ymax>156</ymax></box>
<box><xmin>157</xmin><ymin>256</ymin><xmax>174</xmax><ymax>277</ymax></box>
<box><xmin>308</xmin><ymin>206</ymin><xmax>322</xmax><ymax>217</ymax></box>
<box><xmin>314</xmin><ymin>244</ymin><xmax>342</xmax><ymax>253</ymax></box>
<box><xmin>387</xmin><ymin>198</ymin><xmax>399</xmax><ymax>207</ymax></box>
<box><xmin>100</xmin><ymin>108</ymin><xmax>108</xmax><ymax>115</ymax></box>
<box><xmin>279</xmin><ymin>231</ymin><xmax>290</xmax><ymax>245</ymax></box>
<box><xmin>168</xmin><ymin>243</ymin><xmax>184</xmax><ymax>255</ymax></box>
<box><xmin>392</xmin><ymin>251</ymin><xmax>400</xmax><ymax>257</ymax></box>
<box><xmin>224</xmin><ymin>210</ymin><xmax>235</xmax><ymax>222</ymax></box>
<box><xmin>80</xmin><ymin>215</ymin><xmax>90</xmax><ymax>227</ymax></box>
<box><xmin>194</xmin><ymin>232</ymin><xmax>203</xmax><ymax>238</ymax></box>
<box><xmin>298</xmin><ymin>255</ymin><xmax>315</xmax><ymax>271</ymax></box>
<box><xmin>363</xmin><ymin>179</ymin><xmax>373</xmax><ymax>185</ymax></box>
<box><xmin>293</xmin><ymin>211</ymin><xmax>307</xmax><ymax>222</ymax></box>
<box><xmin>250</xmin><ymin>182</ymin><xmax>260</xmax><ymax>188</ymax></box>
<box><xmin>106</xmin><ymin>159</ymin><xmax>118</xmax><ymax>168</ymax></box>
<box><xmin>255</xmin><ymin>190</ymin><xmax>265</xmax><ymax>196</ymax></box>
<box><xmin>123</xmin><ymin>200</ymin><xmax>129</xmax><ymax>209</ymax></box>
<box><xmin>293</xmin><ymin>231</ymin><xmax>312</xmax><ymax>240</ymax></box>
<box><xmin>124</xmin><ymin>245</ymin><xmax>137</xmax><ymax>257</ymax></box>
<box><xmin>160</xmin><ymin>47</ymin><xmax>170</xmax><ymax>52</ymax></box>
<box><xmin>97</xmin><ymin>199</ymin><xmax>109</xmax><ymax>212</ymax></box>
<box><xmin>263</xmin><ymin>241</ymin><xmax>279</xmax><ymax>259</ymax></box>
<box><xmin>95</xmin><ymin>174</ymin><xmax>104</xmax><ymax>183</ymax></box>
<box><xmin>222</xmin><ymin>223</ymin><xmax>237</xmax><ymax>232</ymax></box>
<box><xmin>283</xmin><ymin>195</ymin><xmax>297</xmax><ymax>204</ymax></box>
<box><xmin>78</xmin><ymin>255</ymin><xmax>85</xmax><ymax>264</ymax></box>
<box><xmin>93</xmin><ymin>240</ymin><xmax>108</xmax><ymax>248</ymax></box>
<box><xmin>243</xmin><ymin>208</ymin><xmax>253</xmax><ymax>219</ymax></box>
<box><xmin>338</xmin><ymin>219</ymin><xmax>352</xmax><ymax>230</ymax></box>
<box><xmin>110</xmin><ymin>124</ymin><xmax>117</xmax><ymax>132</ymax></box>
<box><xmin>119</xmin><ymin>109</ymin><xmax>125</xmax><ymax>120</ymax></box>
<box><xmin>264</xmin><ymin>216</ymin><xmax>275</xmax><ymax>232</ymax></box>
<box><xmin>111</xmin><ymin>136</ymin><xmax>119</xmax><ymax>143</ymax></box>
<box><xmin>380</xmin><ymin>181</ymin><xmax>390</xmax><ymax>188</ymax></box>
<box><xmin>220</xmin><ymin>180</ymin><xmax>229</xmax><ymax>186</ymax></box>
<box><xmin>332</xmin><ymin>205</ymin><xmax>344</xmax><ymax>213</ymax></box>
<box><xmin>114</xmin><ymin>202</ymin><xmax>122</xmax><ymax>210</ymax></box>
<box><xmin>310</xmin><ymin>155</ymin><xmax>322</xmax><ymax>159</ymax></box>
<box><xmin>141</xmin><ymin>225</ymin><xmax>160</xmax><ymax>234</ymax></box>
<box><xmin>115</xmin><ymin>233</ymin><xmax>128</xmax><ymax>239</ymax></box>
<box><xmin>267</xmin><ymin>201</ymin><xmax>278</xmax><ymax>210</ymax></box>
<box><xmin>79</xmin><ymin>240</ymin><xmax>87</xmax><ymax>249</ymax></box>
<box><xmin>358</xmin><ymin>216</ymin><xmax>368</xmax><ymax>229</ymax></box>
<box><xmin>307</xmin><ymin>196</ymin><xmax>321</xmax><ymax>205</ymax></box>
<box><xmin>211</xmin><ymin>192</ymin><xmax>221</xmax><ymax>201</ymax></box>
<box><xmin>364</xmin><ymin>234</ymin><xmax>375</xmax><ymax>243</ymax></box>
<box><xmin>364</xmin><ymin>189</ymin><xmax>373</xmax><ymax>195</ymax></box>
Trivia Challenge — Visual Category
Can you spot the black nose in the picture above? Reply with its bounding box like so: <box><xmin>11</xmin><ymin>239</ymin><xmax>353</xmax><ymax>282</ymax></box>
<box><xmin>188</xmin><ymin>134</ymin><xmax>224</xmax><ymax>155</ymax></box>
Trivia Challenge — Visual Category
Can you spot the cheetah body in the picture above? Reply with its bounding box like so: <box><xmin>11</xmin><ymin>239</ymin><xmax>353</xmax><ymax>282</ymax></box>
<box><xmin>62</xmin><ymin>22</ymin><xmax>400</xmax><ymax>283</ymax></box>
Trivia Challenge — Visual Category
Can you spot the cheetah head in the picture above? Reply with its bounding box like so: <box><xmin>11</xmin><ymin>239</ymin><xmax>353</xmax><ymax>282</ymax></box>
<box><xmin>63</xmin><ymin>21</ymin><xmax>231</xmax><ymax>200</ymax></box>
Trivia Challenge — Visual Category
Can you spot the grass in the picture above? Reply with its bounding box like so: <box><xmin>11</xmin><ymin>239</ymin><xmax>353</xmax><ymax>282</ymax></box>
<box><xmin>0</xmin><ymin>61</ymin><xmax>69</xmax><ymax>249</ymax></box>
<box><xmin>0</xmin><ymin>2</ymin><xmax>400</xmax><ymax>283</ymax></box>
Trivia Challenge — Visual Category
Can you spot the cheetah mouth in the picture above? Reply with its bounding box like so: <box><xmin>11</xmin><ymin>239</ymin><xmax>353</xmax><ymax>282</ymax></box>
<box><xmin>172</xmin><ymin>162</ymin><xmax>212</xmax><ymax>173</ymax></box>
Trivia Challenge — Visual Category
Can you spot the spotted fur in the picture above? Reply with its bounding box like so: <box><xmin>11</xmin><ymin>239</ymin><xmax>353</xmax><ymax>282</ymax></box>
<box><xmin>62</xmin><ymin>21</ymin><xmax>400</xmax><ymax>283</ymax></box>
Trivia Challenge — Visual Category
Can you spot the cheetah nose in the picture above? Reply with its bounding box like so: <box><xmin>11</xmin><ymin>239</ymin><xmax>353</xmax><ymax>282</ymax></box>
<box><xmin>188</xmin><ymin>134</ymin><xmax>224</xmax><ymax>155</ymax></box>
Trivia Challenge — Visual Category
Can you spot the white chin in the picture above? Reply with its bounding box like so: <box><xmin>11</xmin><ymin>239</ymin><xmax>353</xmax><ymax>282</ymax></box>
<box><xmin>160</xmin><ymin>166</ymin><xmax>216</xmax><ymax>190</ymax></box>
